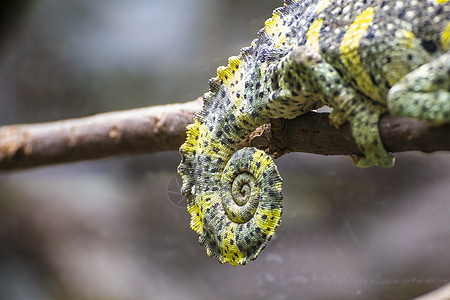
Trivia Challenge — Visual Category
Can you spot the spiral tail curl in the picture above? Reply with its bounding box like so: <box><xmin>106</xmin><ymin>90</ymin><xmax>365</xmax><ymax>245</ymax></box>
<box><xmin>187</xmin><ymin>147</ymin><xmax>282</xmax><ymax>266</ymax></box>
<box><xmin>179</xmin><ymin>119</ymin><xmax>283</xmax><ymax>266</ymax></box>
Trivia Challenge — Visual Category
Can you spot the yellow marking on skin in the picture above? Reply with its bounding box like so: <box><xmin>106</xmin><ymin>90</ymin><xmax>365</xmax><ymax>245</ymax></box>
<box><xmin>222</xmin><ymin>224</ymin><xmax>244</xmax><ymax>266</ymax></box>
<box><xmin>251</xmin><ymin>151</ymin><xmax>274</xmax><ymax>178</ymax></box>
<box><xmin>259</xmin><ymin>63</ymin><xmax>267</xmax><ymax>82</ymax></box>
<box><xmin>265</xmin><ymin>12</ymin><xmax>292</xmax><ymax>48</ymax></box>
<box><xmin>217</xmin><ymin>56</ymin><xmax>246</xmax><ymax>111</ymax></box>
<box><xmin>256</xmin><ymin>207</ymin><xmax>281</xmax><ymax>226</ymax></box>
<box><xmin>216</xmin><ymin>66</ymin><xmax>229</xmax><ymax>84</ymax></box>
<box><xmin>188</xmin><ymin>191</ymin><xmax>220</xmax><ymax>234</ymax></box>
<box><xmin>305</xmin><ymin>19</ymin><xmax>324</xmax><ymax>53</ymax></box>
<box><xmin>217</xmin><ymin>56</ymin><xmax>240</xmax><ymax>83</ymax></box>
<box><xmin>187</xmin><ymin>202</ymin><xmax>203</xmax><ymax>233</ymax></box>
<box><xmin>181</xmin><ymin>121</ymin><xmax>201</xmax><ymax>152</ymax></box>
<box><xmin>217</xmin><ymin>56</ymin><xmax>241</xmax><ymax>85</ymax></box>
<box><xmin>437</xmin><ymin>0</ymin><xmax>449</xmax><ymax>4</ymax></box>
<box><xmin>316</xmin><ymin>0</ymin><xmax>331</xmax><ymax>13</ymax></box>
<box><xmin>187</xmin><ymin>193</ymin><xmax>215</xmax><ymax>235</ymax></box>
<box><xmin>384</xmin><ymin>29</ymin><xmax>417</xmax><ymax>86</ymax></box>
<box><xmin>183</xmin><ymin>119</ymin><xmax>228</xmax><ymax>236</ymax></box>
<box><xmin>185</xmin><ymin>119</ymin><xmax>232</xmax><ymax>167</ymax></box>
<box><xmin>401</xmin><ymin>29</ymin><xmax>416</xmax><ymax>48</ymax></box>
<box><xmin>340</xmin><ymin>7</ymin><xmax>383</xmax><ymax>102</ymax></box>
<box><xmin>228</xmin><ymin>56</ymin><xmax>241</xmax><ymax>70</ymax></box>
<box><xmin>265</xmin><ymin>12</ymin><xmax>281</xmax><ymax>33</ymax></box>
<box><xmin>442</xmin><ymin>22</ymin><xmax>450</xmax><ymax>50</ymax></box>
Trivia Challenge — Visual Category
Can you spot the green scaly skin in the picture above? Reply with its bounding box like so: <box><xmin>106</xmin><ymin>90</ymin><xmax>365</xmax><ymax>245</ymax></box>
<box><xmin>178</xmin><ymin>0</ymin><xmax>450</xmax><ymax>266</ymax></box>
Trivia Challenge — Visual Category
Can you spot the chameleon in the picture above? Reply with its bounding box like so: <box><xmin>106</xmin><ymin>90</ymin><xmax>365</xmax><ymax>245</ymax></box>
<box><xmin>178</xmin><ymin>0</ymin><xmax>450</xmax><ymax>266</ymax></box>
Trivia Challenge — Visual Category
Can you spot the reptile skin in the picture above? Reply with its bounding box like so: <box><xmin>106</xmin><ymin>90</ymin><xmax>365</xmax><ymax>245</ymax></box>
<box><xmin>178</xmin><ymin>0</ymin><xmax>450</xmax><ymax>266</ymax></box>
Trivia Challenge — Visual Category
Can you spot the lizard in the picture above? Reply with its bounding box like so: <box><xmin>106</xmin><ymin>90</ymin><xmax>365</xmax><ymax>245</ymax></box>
<box><xmin>177</xmin><ymin>0</ymin><xmax>450</xmax><ymax>266</ymax></box>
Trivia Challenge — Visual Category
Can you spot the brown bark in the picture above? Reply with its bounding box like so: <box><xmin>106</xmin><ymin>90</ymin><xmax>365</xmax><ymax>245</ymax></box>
<box><xmin>0</xmin><ymin>98</ymin><xmax>449</xmax><ymax>171</ymax></box>
<box><xmin>0</xmin><ymin>98</ymin><xmax>202</xmax><ymax>170</ymax></box>
<box><xmin>244</xmin><ymin>113</ymin><xmax>450</xmax><ymax>157</ymax></box>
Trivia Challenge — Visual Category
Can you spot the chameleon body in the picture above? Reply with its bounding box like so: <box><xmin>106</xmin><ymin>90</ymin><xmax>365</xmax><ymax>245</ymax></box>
<box><xmin>178</xmin><ymin>0</ymin><xmax>450</xmax><ymax>266</ymax></box>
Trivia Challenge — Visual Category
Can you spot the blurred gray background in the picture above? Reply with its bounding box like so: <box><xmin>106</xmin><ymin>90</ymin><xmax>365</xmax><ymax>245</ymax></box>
<box><xmin>0</xmin><ymin>1</ymin><xmax>449</xmax><ymax>299</ymax></box>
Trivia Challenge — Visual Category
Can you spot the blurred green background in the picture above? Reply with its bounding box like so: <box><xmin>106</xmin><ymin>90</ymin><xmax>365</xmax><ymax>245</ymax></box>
<box><xmin>0</xmin><ymin>1</ymin><xmax>449</xmax><ymax>299</ymax></box>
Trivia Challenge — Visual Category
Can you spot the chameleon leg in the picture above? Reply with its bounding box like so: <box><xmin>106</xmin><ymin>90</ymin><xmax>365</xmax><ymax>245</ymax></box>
<box><xmin>286</xmin><ymin>46</ymin><xmax>394</xmax><ymax>167</ymax></box>
<box><xmin>387</xmin><ymin>52</ymin><xmax>450</xmax><ymax>125</ymax></box>
<box><xmin>347</xmin><ymin>102</ymin><xmax>394</xmax><ymax>168</ymax></box>
<box><xmin>331</xmin><ymin>90</ymin><xmax>394</xmax><ymax>168</ymax></box>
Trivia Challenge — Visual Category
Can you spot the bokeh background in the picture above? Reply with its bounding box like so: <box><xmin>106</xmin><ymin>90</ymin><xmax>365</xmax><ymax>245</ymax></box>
<box><xmin>0</xmin><ymin>1</ymin><xmax>449</xmax><ymax>299</ymax></box>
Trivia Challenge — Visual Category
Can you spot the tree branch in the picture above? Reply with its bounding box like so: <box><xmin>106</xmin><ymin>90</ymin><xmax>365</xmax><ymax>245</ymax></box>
<box><xmin>244</xmin><ymin>113</ymin><xmax>450</xmax><ymax>157</ymax></box>
<box><xmin>0</xmin><ymin>98</ymin><xmax>202</xmax><ymax>170</ymax></box>
<box><xmin>0</xmin><ymin>98</ymin><xmax>449</xmax><ymax>171</ymax></box>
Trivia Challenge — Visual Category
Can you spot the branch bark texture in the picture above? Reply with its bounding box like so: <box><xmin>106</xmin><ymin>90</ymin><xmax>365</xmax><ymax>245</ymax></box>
<box><xmin>0</xmin><ymin>98</ymin><xmax>202</xmax><ymax>170</ymax></box>
<box><xmin>0</xmin><ymin>98</ymin><xmax>449</xmax><ymax>171</ymax></box>
<box><xmin>245</xmin><ymin>114</ymin><xmax>450</xmax><ymax>157</ymax></box>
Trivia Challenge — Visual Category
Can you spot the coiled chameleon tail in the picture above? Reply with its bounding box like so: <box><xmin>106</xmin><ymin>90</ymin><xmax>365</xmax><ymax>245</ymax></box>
<box><xmin>179</xmin><ymin>145</ymin><xmax>282</xmax><ymax>266</ymax></box>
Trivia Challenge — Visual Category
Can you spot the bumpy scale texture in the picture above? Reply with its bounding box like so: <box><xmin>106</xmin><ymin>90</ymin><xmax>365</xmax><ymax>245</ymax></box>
<box><xmin>178</xmin><ymin>0</ymin><xmax>450</xmax><ymax>266</ymax></box>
